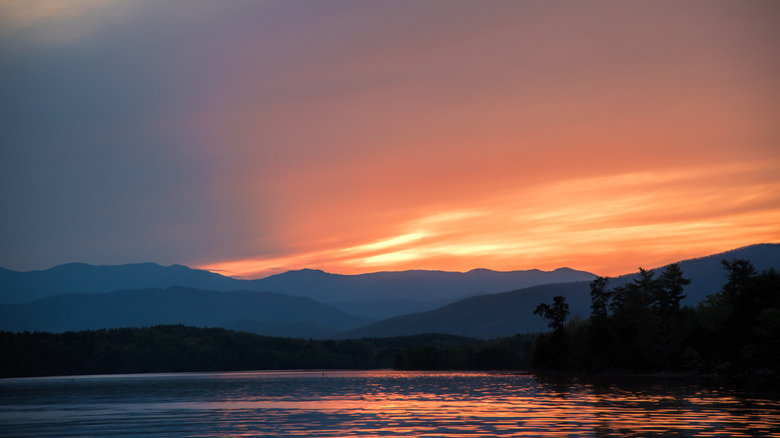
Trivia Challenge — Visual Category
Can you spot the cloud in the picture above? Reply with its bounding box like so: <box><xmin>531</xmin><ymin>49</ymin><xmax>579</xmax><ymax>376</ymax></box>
<box><xmin>2</xmin><ymin>1</ymin><xmax>779</xmax><ymax>276</ymax></box>
<box><xmin>0</xmin><ymin>0</ymin><xmax>136</xmax><ymax>45</ymax></box>
<box><xmin>198</xmin><ymin>160</ymin><xmax>780</xmax><ymax>278</ymax></box>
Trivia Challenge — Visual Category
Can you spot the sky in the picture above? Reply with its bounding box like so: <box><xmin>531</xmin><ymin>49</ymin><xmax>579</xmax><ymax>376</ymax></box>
<box><xmin>2</xmin><ymin>0</ymin><xmax>779</xmax><ymax>279</ymax></box>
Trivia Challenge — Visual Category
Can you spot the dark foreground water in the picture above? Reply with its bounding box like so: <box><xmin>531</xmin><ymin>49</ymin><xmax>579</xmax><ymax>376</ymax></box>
<box><xmin>1</xmin><ymin>370</ymin><xmax>779</xmax><ymax>437</ymax></box>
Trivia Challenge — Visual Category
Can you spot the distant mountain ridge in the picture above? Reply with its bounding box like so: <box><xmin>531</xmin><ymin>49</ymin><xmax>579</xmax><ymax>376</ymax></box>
<box><xmin>0</xmin><ymin>287</ymin><xmax>371</xmax><ymax>337</ymax></box>
<box><xmin>0</xmin><ymin>262</ymin><xmax>596</xmax><ymax>309</ymax></box>
<box><xmin>252</xmin><ymin>266</ymin><xmax>596</xmax><ymax>304</ymax></box>
<box><xmin>338</xmin><ymin>243</ymin><xmax>780</xmax><ymax>339</ymax></box>
<box><xmin>0</xmin><ymin>262</ymin><xmax>240</xmax><ymax>303</ymax></box>
<box><xmin>337</xmin><ymin>281</ymin><xmax>591</xmax><ymax>339</ymax></box>
<box><xmin>1</xmin><ymin>244</ymin><xmax>777</xmax><ymax>339</ymax></box>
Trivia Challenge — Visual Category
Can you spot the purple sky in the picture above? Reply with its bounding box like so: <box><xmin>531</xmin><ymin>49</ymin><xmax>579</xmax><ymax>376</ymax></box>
<box><xmin>2</xmin><ymin>1</ymin><xmax>779</xmax><ymax>278</ymax></box>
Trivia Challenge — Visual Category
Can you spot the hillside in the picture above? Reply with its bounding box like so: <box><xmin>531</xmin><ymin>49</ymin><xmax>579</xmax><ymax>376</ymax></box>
<box><xmin>252</xmin><ymin>267</ymin><xmax>596</xmax><ymax>303</ymax></box>
<box><xmin>1</xmin><ymin>244</ymin><xmax>776</xmax><ymax>338</ymax></box>
<box><xmin>339</xmin><ymin>244</ymin><xmax>780</xmax><ymax>338</ymax></box>
<box><xmin>337</xmin><ymin>281</ymin><xmax>591</xmax><ymax>339</ymax></box>
<box><xmin>0</xmin><ymin>287</ymin><xmax>371</xmax><ymax>338</ymax></box>
<box><xmin>0</xmin><ymin>263</ymin><xmax>242</xmax><ymax>303</ymax></box>
<box><xmin>0</xmin><ymin>263</ymin><xmax>596</xmax><ymax>319</ymax></box>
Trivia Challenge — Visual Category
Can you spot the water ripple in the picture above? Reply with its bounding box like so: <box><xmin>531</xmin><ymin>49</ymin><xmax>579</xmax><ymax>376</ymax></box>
<box><xmin>1</xmin><ymin>371</ymin><xmax>778</xmax><ymax>437</ymax></box>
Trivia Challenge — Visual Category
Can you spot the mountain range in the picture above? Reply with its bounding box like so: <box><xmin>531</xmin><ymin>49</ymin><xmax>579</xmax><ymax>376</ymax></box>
<box><xmin>340</xmin><ymin>243</ymin><xmax>780</xmax><ymax>338</ymax></box>
<box><xmin>0</xmin><ymin>287</ymin><xmax>371</xmax><ymax>335</ymax></box>
<box><xmin>1</xmin><ymin>244</ymin><xmax>777</xmax><ymax>338</ymax></box>
<box><xmin>0</xmin><ymin>264</ymin><xmax>596</xmax><ymax>318</ymax></box>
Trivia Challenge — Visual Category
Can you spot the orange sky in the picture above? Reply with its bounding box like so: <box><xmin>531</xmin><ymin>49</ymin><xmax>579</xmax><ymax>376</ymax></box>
<box><xmin>2</xmin><ymin>1</ymin><xmax>779</xmax><ymax>278</ymax></box>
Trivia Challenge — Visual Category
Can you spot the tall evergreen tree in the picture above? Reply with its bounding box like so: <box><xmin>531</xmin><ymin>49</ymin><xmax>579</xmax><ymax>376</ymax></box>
<box><xmin>630</xmin><ymin>267</ymin><xmax>660</xmax><ymax>311</ymax></box>
<box><xmin>656</xmin><ymin>263</ymin><xmax>691</xmax><ymax>315</ymax></box>
<box><xmin>589</xmin><ymin>276</ymin><xmax>611</xmax><ymax>319</ymax></box>
<box><xmin>721</xmin><ymin>259</ymin><xmax>758</xmax><ymax>317</ymax></box>
<box><xmin>653</xmin><ymin>263</ymin><xmax>692</xmax><ymax>370</ymax></box>
<box><xmin>611</xmin><ymin>268</ymin><xmax>661</xmax><ymax>370</ymax></box>
<box><xmin>533</xmin><ymin>296</ymin><xmax>571</xmax><ymax>369</ymax></box>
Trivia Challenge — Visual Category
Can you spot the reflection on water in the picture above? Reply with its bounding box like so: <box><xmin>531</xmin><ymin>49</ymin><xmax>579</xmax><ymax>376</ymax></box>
<box><xmin>1</xmin><ymin>370</ymin><xmax>778</xmax><ymax>437</ymax></box>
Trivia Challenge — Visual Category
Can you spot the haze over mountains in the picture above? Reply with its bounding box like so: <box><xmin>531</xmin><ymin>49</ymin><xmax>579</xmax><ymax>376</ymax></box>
<box><xmin>0</xmin><ymin>264</ymin><xmax>594</xmax><ymax>303</ymax></box>
<box><xmin>0</xmin><ymin>264</ymin><xmax>596</xmax><ymax>319</ymax></box>
<box><xmin>0</xmin><ymin>287</ymin><xmax>371</xmax><ymax>336</ymax></box>
<box><xmin>0</xmin><ymin>244</ymin><xmax>777</xmax><ymax>339</ymax></box>
<box><xmin>0</xmin><ymin>263</ymin><xmax>248</xmax><ymax>303</ymax></box>
<box><xmin>341</xmin><ymin>244</ymin><xmax>780</xmax><ymax>338</ymax></box>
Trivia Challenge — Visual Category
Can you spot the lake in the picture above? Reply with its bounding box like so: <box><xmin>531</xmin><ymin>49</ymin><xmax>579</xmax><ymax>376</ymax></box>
<box><xmin>1</xmin><ymin>370</ymin><xmax>778</xmax><ymax>437</ymax></box>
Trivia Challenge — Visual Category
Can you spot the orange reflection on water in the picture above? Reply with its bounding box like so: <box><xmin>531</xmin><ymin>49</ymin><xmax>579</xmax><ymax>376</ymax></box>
<box><xmin>7</xmin><ymin>370</ymin><xmax>777</xmax><ymax>437</ymax></box>
<box><xmin>195</xmin><ymin>372</ymin><xmax>780</xmax><ymax>437</ymax></box>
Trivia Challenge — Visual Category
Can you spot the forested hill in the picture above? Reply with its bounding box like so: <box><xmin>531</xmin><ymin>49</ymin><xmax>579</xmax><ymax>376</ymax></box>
<box><xmin>3</xmin><ymin>258</ymin><xmax>777</xmax><ymax>378</ymax></box>
<box><xmin>611</xmin><ymin>243</ymin><xmax>780</xmax><ymax>306</ymax></box>
<box><xmin>337</xmin><ymin>244</ymin><xmax>780</xmax><ymax>339</ymax></box>
<box><xmin>532</xmin><ymin>258</ymin><xmax>780</xmax><ymax>376</ymax></box>
<box><xmin>0</xmin><ymin>263</ymin><xmax>240</xmax><ymax>303</ymax></box>
<box><xmin>0</xmin><ymin>263</ymin><xmax>596</xmax><ymax>305</ymax></box>
<box><xmin>0</xmin><ymin>326</ymin><xmax>535</xmax><ymax>378</ymax></box>
<box><xmin>1</xmin><ymin>244</ymin><xmax>776</xmax><ymax>340</ymax></box>
<box><xmin>0</xmin><ymin>287</ymin><xmax>371</xmax><ymax>336</ymax></box>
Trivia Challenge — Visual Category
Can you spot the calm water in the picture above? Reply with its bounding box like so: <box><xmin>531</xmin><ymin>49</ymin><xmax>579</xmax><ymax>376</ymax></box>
<box><xmin>1</xmin><ymin>370</ymin><xmax>779</xmax><ymax>437</ymax></box>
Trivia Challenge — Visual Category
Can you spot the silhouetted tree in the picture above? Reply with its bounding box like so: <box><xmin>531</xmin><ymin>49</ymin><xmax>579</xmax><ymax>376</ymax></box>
<box><xmin>753</xmin><ymin>268</ymin><xmax>780</xmax><ymax>373</ymax></box>
<box><xmin>589</xmin><ymin>276</ymin><xmax>611</xmax><ymax>319</ymax></box>
<box><xmin>534</xmin><ymin>295</ymin><xmax>570</xmax><ymax>332</ymax></box>
<box><xmin>627</xmin><ymin>267</ymin><xmax>660</xmax><ymax>312</ymax></box>
<box><xmin>586</xmin><ymin>276</ymin><xmax>614</xmax><ymax>371</ymax></box>
<box><xmin>533</xmin><ymin>296</ymin><xmax>571</xmax><ymax>369</ymax></box>
<box><xmin>651</xmin><ymin>263</ymin><xmax>692</xmax><ymax>370</ymax></box>
<box><xmin>655</xmin><ymin>263</ymin><xmax>690</xmax><ymax>315</ymax></box>
<box><xmin>609</xmin><ymin>284</ymin><xmax>627</xmax><ymax>315</ymax></box>
<box><xmin>721</xmin><ymin>259</ymin><xmax>759</xmax><ymax>319</ymax></box>
<box><xmin>533</xmin><ymin>260</ymin><xmax>779</xmax><ymax>375</ymax></box>
<box><xmin>700</xmin><ymin>259</ymin><xmax>763</xmax><ymax>374</ymax></box>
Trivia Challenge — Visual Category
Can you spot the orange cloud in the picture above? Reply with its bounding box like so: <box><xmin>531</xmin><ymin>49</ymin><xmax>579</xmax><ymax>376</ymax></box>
<box><xmin>4</xmin><ymin>2</ymin><xmax>778</xmax><ymax>275</ymax></box>
<box><xmin>199</xmin><ymin>160</ymin><xmax>780</xmax><ymax>278</ymax></box>
<box><xmin>188</xmin><ymin>3</ymin><xmax>780</xmax><ymax>279</ymax></box>
<box><xmin>0</xmin><ymin>0</ymin><xmax>136</xmax><ymax>45</ymax></box>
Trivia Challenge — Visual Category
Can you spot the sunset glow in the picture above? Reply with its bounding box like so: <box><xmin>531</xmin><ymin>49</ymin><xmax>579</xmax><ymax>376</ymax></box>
<box><xmin>2</xmin><ymin>1</ymin><xmax>779</xmax><ymax>279</ymax></box>
<box><xmin>200</xmin><ymin>160</ymin><xmax>780</xmax><ymax>278</ymax></box>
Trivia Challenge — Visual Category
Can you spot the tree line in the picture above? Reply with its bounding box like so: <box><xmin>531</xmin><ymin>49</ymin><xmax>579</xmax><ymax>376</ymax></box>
<box><xmin>533</xmin><ymin>259</ymin><xmax>780</xmax><ymax>375</ymax></box>
<box><xmin>0</xmin><ymin>325</ymin><xmax>534</xmax><ymax>378</ymax></box>
<box><xmin>4</xmin><ymin>258</ymin><xmax>775</xmax><ymax>378</ymax></box>
<box><xmin>393</xmin><ymin>333</ymin><xmax>536</xmax><ymax>370</ymax></box>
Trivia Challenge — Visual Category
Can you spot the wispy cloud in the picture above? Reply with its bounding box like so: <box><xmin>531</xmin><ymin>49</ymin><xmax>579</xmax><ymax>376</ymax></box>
<box><xmin>3</xmin><ymin>1</ymin><xmax>779</xmax><ymax>276</ymax></box>
<box><xmin>199</xmin><ymin>160</ymin><xmax>780</xmax><ymax>278</ymax></box>
<box><xmin>0</xmin><ymin>0</ymin><xmax>135</xmax><ymax>45</ymax></box>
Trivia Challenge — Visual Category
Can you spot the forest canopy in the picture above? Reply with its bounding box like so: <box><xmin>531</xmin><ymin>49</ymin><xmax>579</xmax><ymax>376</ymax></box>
<box><xmin>533</xmin><ymin>259</ymin><xmax>780</xmax><ymax>375</ymax></box>
<box><xmin>0</xmin><ymin>326</ymin><xmax>535</xmax><ymax>378</ymax></box>
<box><xmin>3</xmin><ymin>258</ymin><xmax>776</xmax><ymax>378</ymax></box>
